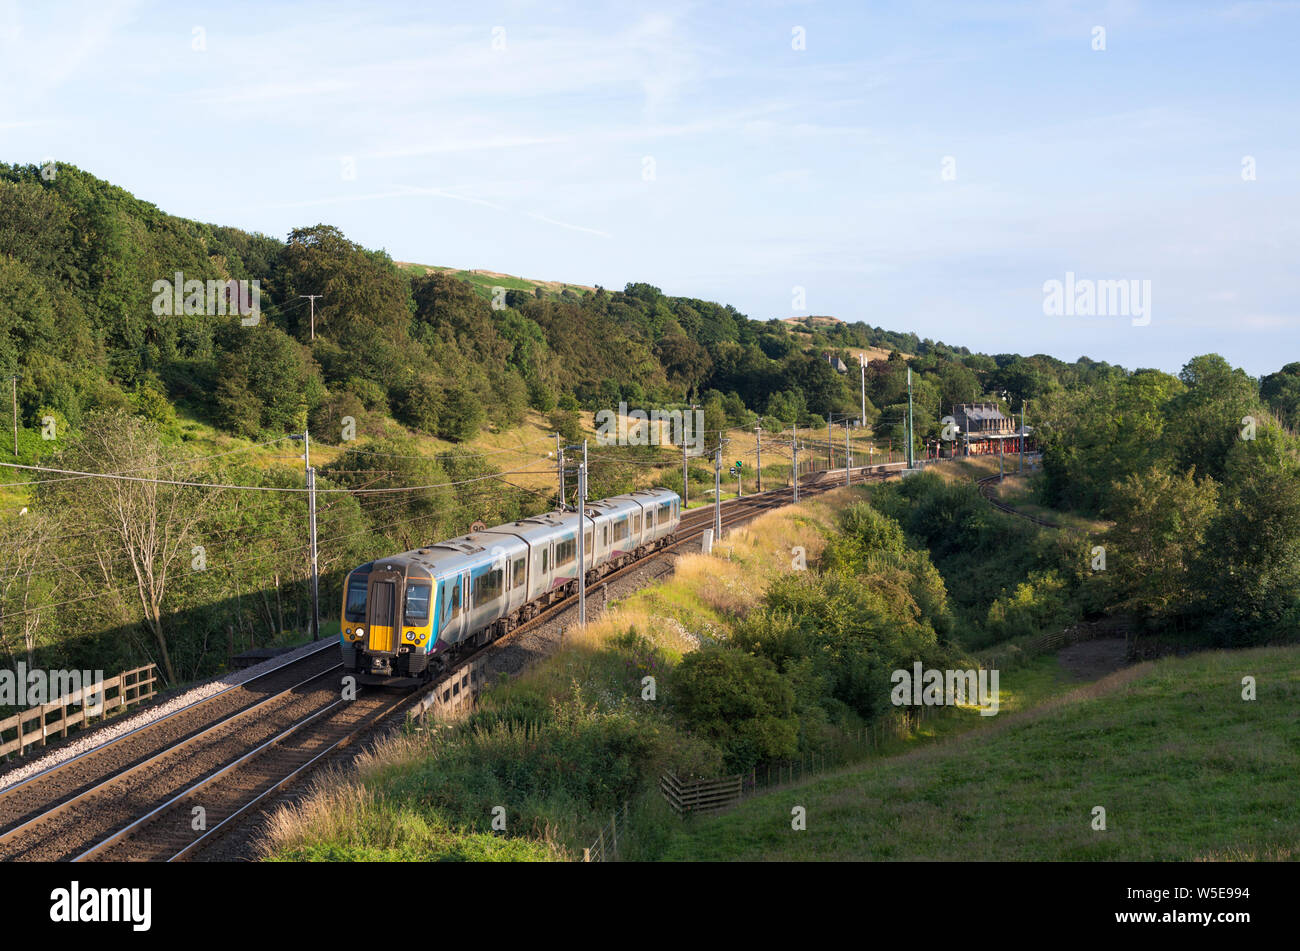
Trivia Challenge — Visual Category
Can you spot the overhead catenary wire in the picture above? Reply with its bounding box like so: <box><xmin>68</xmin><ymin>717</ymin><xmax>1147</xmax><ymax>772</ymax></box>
<box><xmin>0</xmin><ymin>436</ymin><xmax>298</xmax><ymax>487</ymax></box>
<box><xmin>0</xmin><ymin>461</ymin><xmax>559</xmax><ymax>494</ymax></box>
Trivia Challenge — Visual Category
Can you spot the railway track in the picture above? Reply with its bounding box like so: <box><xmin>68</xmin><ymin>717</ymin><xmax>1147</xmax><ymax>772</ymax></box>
<box><xmin>0</xmin><ymin>665</ymin><xmax>348</xmax><ymax>861</ymax></box>
<box><xmin>0</xmin><ymin>465</ymin><xmax>898</xmax><ymax>862</ymax></box>
<box><xmin>977</xmin><ymin>473</ymin><xmax>1060</xmax><ymax>528</ymax></box>
<box><xmin>0</xmin><ymin>641</ymin><xmax>342</xmax><ymax>839</ymax></box>
<box><xmin>77</xmin><ymin>681</ymin><xmax>419</xmax><ymax>862</ymax></box>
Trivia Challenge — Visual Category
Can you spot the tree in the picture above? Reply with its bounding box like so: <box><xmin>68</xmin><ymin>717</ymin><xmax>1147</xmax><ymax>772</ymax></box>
<box><xmin>1101</xmin><ymin>465</ymin><xmax>1219</xmax><ymax>626</ymax></box>
<box><xmin>38</xmin><ymin>411</ymin><xmax>216</xmax><ymax>683</ymax></box>
<box><xmin>1197</xmin><ymin>429</ymin><xmax>1300</xmax><ymax>643</ymax></box>
<box><xmin>1260</xmin><ymin>362</ymin><xmax>1300</xmax><ymax>431</ymax></box>
<box><xmin>1163</xmin><ymin>354</ymin><xmax>1260</xmax><ymax>483</ymax></box>
<box><xmin>0</xmin><ymin>508</ymin><xmax>60</xmax><ymax>666</ymax></box>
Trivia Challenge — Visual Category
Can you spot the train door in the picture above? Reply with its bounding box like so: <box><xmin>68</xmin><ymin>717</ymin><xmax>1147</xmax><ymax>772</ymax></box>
<box><xmin>366</xmin><ymin>568</ymin><xmax>402</xmax><ymax>653</ymax></box>
<box><xmin>439</xmin><ymin>573</ymin><xmax>466</xmax><ymax>645</ymax></box>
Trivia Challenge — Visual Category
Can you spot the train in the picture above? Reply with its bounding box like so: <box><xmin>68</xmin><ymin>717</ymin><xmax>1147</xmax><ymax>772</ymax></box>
<box><xmin>339</xmin><ymin>488</ymin><xmax>682</xmax><ymax>684</ymax></box>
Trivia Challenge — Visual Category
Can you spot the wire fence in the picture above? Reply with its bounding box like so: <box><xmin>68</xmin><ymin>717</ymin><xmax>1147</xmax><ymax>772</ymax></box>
<box><xmin>582</xmin><ymin>801</ymin><xmax>630</xmax><ymax>862</ymax></box>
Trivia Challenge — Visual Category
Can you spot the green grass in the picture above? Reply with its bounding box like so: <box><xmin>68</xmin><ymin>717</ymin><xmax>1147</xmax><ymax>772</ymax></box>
<box><xmin>396</xmin><ymin>262</ymin><xmax>591</xmax><ymax>300</ymax></box>
<box><xmin>654</xmin><ymin>646</ymin><xmax>1300</xmax><ymax>861</ymax></box>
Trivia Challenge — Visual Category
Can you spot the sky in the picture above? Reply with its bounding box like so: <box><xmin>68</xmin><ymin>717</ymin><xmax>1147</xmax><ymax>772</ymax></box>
<box><xmin>2</xmin><ymin>0</ymin><xmax>1297</xmax><ymax>377</ymax></box>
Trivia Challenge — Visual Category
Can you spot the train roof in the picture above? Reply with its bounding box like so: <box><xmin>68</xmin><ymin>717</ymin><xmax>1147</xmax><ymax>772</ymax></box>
<box><xmin>348</xmin><ymin>489</ymin><xmax>679</xmax><ymax>578</ymax></box>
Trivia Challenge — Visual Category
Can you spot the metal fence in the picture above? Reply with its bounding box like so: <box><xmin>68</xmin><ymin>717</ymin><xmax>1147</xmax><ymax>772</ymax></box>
<box><xmin>582</xmin><ymin>801</ymin><xmax>630</xmax><ymax>862</ymax></box>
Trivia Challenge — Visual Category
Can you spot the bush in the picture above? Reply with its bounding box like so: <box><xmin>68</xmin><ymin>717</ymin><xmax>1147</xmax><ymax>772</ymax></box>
<box><xmin>985</xmin><ymin>570</ymin><xmax>1071</xmax><ymax>642</ymax></box>
<box><xmin>672</xmin><ymin>646</ymin><xmax>797</xmax><ymax>772</ymax></box>
<box><xmin>547</xmin><ymin>408</ymin><xmax>583</xmax><ymax>445</ymax></box>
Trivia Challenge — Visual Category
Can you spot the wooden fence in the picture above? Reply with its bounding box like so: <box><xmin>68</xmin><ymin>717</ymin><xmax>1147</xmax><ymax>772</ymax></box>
<box><xmin>658</xmin><ymin>708</ymin><xmax>949</xmax><ymax>819</ymax></box>
<box><xmin>660</xmin><ymin>771</ymin><xmax>744</xmax><ymax>816</ymax></box>
<box><xmin>0</xmin><ymin>664</ymin><xmax>157</xmax><ymax>759</ymax></box>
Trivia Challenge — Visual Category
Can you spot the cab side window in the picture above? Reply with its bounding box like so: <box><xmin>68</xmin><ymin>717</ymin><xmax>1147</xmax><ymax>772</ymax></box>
<box><xmin>404</xmin><ymin>583</ymin><xmax>431</xmax><ymax>623</ymax></box>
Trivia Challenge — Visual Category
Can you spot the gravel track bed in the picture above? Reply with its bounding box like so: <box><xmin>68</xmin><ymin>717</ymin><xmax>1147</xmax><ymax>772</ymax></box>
<box><xmin>0</xmin><ymin>671</ymin><xmax>345</xmax><ymax>861</ymax></box>
<box><xmin>89</xmin><ymin>687</ymin><xmax>406</xmax><ymax>862</ymax></box>
<box><xmin>0</xmin><ymin>636</ymin><xmax>338</xmax><ymax>794</ymax></box>
<box><xmin>0</xmin><ymin>651</ymin><xmax>342</xmax><ymax>835</ymax></box>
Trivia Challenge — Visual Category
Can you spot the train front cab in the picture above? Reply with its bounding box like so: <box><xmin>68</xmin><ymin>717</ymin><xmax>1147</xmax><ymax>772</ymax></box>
<box><xmin>340</xmin><ymin>559</ymin><xmax>436</xmax><ymax>685</ymax></box>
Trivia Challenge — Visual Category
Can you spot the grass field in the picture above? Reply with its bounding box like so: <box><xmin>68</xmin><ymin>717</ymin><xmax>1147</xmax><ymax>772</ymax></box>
<box><xmin>655</xmin><ymin>646</ymin><xmax>1300</xmax><ymax>861</ymax></box>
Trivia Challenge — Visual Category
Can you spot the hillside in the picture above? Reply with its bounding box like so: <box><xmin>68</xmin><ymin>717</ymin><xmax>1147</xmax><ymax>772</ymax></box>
<box><xmin>1</xmin><ymin>161</ymin><xmax>1298</xmax><ymax>697</ymax></box>
<box><xmin>655</xmin><ymin>646</ymin><xmax>1300</xmax><ymax>861</ymax></box>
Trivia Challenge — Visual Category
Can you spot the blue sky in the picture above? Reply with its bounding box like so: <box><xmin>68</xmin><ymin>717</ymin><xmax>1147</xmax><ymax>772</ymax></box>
<box><xmin>2</xmin><ymin>0</ymin><xmax>1297</xmax><ymax>376</ymax></box>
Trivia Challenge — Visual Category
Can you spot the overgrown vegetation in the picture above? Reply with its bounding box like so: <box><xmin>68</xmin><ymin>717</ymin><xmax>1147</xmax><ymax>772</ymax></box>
<box><xmin>263</xmin><ymin>490</ymin><xmax>991</xmax><ymax>861</ymax></box>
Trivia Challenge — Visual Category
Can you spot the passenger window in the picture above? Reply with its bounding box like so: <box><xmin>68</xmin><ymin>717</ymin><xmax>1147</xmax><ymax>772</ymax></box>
<box><xmin>542</xmin><ymin>549</ymin><xmax>549</xmax><ymax>572</ymax></box>
<box><xmin>633</xmin><ymin>514</ymin><xmax>641</xmax><ymax>534</ymax></box>
<box><xmin>473</xmin><ymin>569</ymin><xmax>503</xmax><ymax>605</ymax></box>
<box><xmin>450</xmin><ymin>579</ymin><xmax>462</xmax><ymax>619</ymax></box>
<box><xmin>513</xmin><ymin>558</ymin><xmax>525</xmax><ymax>588</ymax></box>
<box><xmin>584</xmin><ymin>531</ymin><xmax>591</xmax><ymax>555</ymax></box>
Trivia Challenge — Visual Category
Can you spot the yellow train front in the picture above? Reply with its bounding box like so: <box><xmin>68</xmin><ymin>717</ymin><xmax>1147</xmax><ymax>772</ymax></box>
<box><xmin>339</xmin><ymin>555</ymin><xmax>436</xmax><ymax>686</ymax></box>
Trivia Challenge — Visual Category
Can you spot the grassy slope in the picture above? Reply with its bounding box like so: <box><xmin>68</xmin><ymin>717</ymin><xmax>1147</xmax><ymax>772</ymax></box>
<box><xmin>395</xmin><ymin>262</ymin><xmax>593</xmax><ymax>300</ymax></box>
<box><xmin>658</xmin><ymin>646</ymin><xmax>1300</xmax><ymax>861</ymax></box>
<box><xmin>935</xmin><ymin>454</ymin><xmax>1110</xmax><ymax>534</ymax></box>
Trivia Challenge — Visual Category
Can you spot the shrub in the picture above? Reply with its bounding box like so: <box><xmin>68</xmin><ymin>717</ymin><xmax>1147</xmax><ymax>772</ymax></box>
<box><xmin>672</xmin><ymin>646</ymin><xmax>797</xmax><ymax>772</ymax></box>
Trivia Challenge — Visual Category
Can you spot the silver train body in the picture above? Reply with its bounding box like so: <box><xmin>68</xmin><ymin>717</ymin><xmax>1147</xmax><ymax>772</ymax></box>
<box><xmin>340</xmin><ymin>488</ymin><xmax>681</xmax><ymax>683</ymax></box>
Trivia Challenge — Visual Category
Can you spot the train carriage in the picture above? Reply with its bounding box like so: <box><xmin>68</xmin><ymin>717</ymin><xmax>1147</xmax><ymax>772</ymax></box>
<box><xmin>340</xmin><ymin>488</ymin><xmax>681</xmax><ymax>685</ymax></box>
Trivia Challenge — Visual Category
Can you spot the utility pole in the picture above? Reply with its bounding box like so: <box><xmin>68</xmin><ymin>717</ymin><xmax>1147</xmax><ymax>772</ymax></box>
<box><xmin>844</xmin><ymin>420</ymin><xmax>850</xmax><ymax>487</ymax></box>
<box><xmin>906</xmin><ymin>367</ymin><xmax>915</xmax><ymax>469</ymax></box>
<box><xmin>556</xmin><ymin>434</ymin><xmax>565</xmax><ymax>510</ymax></box>
<box><xmin>291</xmin><ymin>431</ymin><xmax>321</xmax><ymax>639</ymax></box>
<box><xmin>1019</xmin><ymin>400</ymin><xmax>1027</xmax><ymax>475</ymax></box>
<box><xmin>682</xmin><ymin>441</ymin><xmax>688</xmax><ymax>508</ymax></box>
<box><xmin>299</xmin><ymin>295</ymin><xmax>323</xmax><ymax>340</ymax></box>
<box><xmin>713</xmin><ymin>446</ymin><xmax>722</xmax><ymax>539</ymax></box>
<box><xmin>859</xmin><ymin>353</ymin><xmax>867</xmax><ymax>432</ymax></box>
<box><xmin>8</xmin><ymin>375</ymin><xmax>18</xmax><ymax>457</ymax></box>
<box><xmin>791</xmin><ymin>427</ymin><xmax>799</xmax><ymax>503</ymax></box>
<box><xmin>754</xmin><ymin>421</ymin><xmax>762</xmax><ymax>492</ymax></box>
<box><xmin>577</xmin><ymin>457</ymin><xmax>587</xmax><ymax>625</ymax></box>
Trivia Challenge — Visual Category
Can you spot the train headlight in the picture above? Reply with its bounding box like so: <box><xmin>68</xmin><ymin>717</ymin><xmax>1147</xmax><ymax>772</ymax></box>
<box><xmin>355</xmin><ymin>627</ymin><xmax>365</xmax><ymax>639</ymax></box>
<box><xmin>406</xmin><ymin>630</ymin><xmax>417</xmax><ymax>641</ymax></box>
